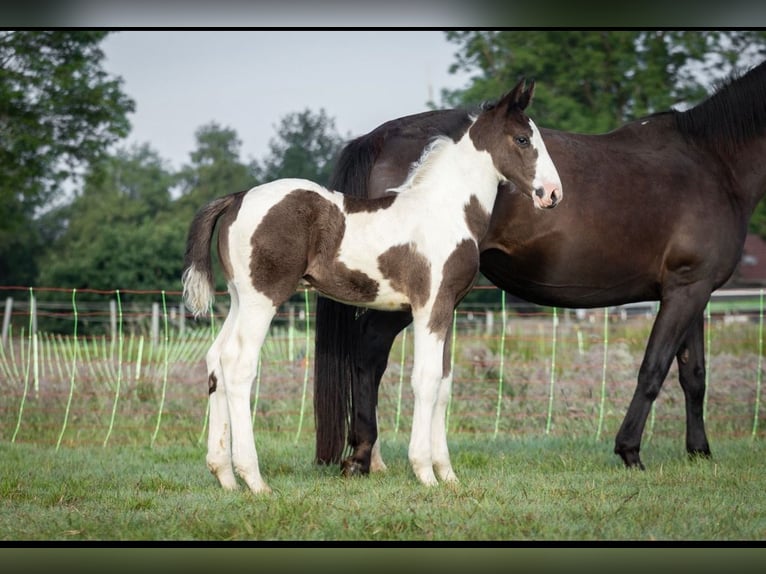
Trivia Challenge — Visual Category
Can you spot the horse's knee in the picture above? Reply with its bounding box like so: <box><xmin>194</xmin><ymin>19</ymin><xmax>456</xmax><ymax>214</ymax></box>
<box><xmin>637</xmin><ymin>365</ymin><xmax>664</xmax><ymax>401</ymax></box>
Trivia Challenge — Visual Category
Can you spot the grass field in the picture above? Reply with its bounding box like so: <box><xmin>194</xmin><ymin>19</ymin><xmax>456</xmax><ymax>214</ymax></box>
<box><xmin>1</xmin><ymin>305</ymin><xmax>765</xmax><ymax>541</ymax></box>
<box><xmin>2</xmin><ymin>434</ymin><xmax>765</xmax><ymax>541</ymax></box>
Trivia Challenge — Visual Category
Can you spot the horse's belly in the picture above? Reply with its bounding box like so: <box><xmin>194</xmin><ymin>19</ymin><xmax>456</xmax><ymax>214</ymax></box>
<box><xmin>312</xmin><ymin>280</ymin><xmax>412</xmax><ymax>312</ymax></box>
<box><xmin>480</xmin><ymin>248</ymin><xmax>660</xmax><ymax>308</ymax></box>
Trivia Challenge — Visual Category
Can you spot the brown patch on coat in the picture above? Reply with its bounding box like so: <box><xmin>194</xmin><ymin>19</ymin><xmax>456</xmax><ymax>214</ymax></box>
<box><xmin>377</xmin><ymin>243</ymin><xmax>431</xmax><ymax>309</ymax></box>
<box><xmin>343</xmin><ymin>193</ymin><xmax>397</xmax><ymax>213</ymax></box>
<box><xmin>463</xmin><ymin>195</ymin><xmax>491</xmax><ymax>240</ymax></box>
<box><xmin>250</xmin><ymin>189</ymin><xmax>379</xmax><ymax>306</ymax></box>
<box><xmin>428</xmin><ymin>239</ymin><xmax>479</xmax><ymax>336</ymax></box>
<box><xmin>216</xmin><ymin>191</ymin><xmax>246</xmax><ymax>280</ymax></box>
<box><xmin>208</xmin><ymin>372</ymin><xmax>218</xmax><ymax>395</ymax></box>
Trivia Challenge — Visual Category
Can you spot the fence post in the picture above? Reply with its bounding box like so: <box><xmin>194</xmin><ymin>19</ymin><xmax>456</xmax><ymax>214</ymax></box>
<box><xmin>545</xmin><ymin>307</ymin><xmax>558</xmax><ymax>435</ymax></box>
<box><xmin>151</xmin><ymin>302</ymin><xmax>160</xmax><ymax>346</ymax></box>
<box><xmin>288</xmin><ymin>304</ymin><xmax>295</xmax><ymax>362</ymax></box>
<box><xmin>29</xmin><ymin>290</ymin><xmax>37</xmax><ymax>335</ymax></box>
<box><xmin>485</xmin><ymin>309</ymin><xmax>494</xmax><ymax>336</ymax></box>
<box><xmin>178</xmin><ymin>303</ymin><xmax>186</xmax><ymax>336</ymax></box>
<box><xmin>2</xmin><ymin>297</ymin><xmax>12</xmax><ymax>347</ymax></box>
<box><xmin>109</xmin><ymin>299</ymin><xmax>117</xmax><ymax>340</ymax></box>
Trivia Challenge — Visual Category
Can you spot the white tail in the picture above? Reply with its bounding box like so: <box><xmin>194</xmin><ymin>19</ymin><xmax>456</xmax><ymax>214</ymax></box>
<box><xmin>182</xmin><ymin>264</ymin><xmax>214</xmax><ymax>318</ymax></box>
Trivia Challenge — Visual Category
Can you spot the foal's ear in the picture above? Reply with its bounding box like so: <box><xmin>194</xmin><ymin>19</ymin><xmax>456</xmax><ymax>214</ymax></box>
<box><xmin>503</xmin><ymin>78</ymin><xmax>536</xmax><ymax>112</ymax></box>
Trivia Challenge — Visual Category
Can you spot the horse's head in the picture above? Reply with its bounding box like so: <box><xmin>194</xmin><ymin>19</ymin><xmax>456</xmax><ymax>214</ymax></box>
<box><xmin>470</xmin><ymin>79</ymin><xmax>562</xmax><ymax>209</ymax></box>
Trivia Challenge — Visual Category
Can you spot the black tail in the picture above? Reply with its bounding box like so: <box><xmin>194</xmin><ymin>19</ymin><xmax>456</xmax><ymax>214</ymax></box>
<box><xmin>313</xmin><ymin>134</ymin><xmax>380</xmax><ymax>464</ymax></box>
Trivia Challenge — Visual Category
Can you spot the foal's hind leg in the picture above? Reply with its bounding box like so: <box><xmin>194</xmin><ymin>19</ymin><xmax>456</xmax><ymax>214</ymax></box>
<box><xmin>220</xmin><ymin>289</ymin><xmax>277</xmax><ymax>494</ymax></box>
<box><xmin>369</xmin><ymin>421</ymin><xmax>387</xmax><ymax>473</ymax></box>
<box><xmin>676</xmin><ymin>312</ymin><xmax>712</xmax><ymax>459</ymax></box>
<box><xmin>205</xmin><ymin>288</ymin><xmax>239</xmax><ymax>490</ymax></box>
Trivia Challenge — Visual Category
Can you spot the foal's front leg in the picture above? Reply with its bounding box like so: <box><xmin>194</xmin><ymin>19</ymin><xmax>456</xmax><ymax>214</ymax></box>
<box><xmin>431</xmin><ymin>326</ymin><xmax>457</xmax><ymax>483</ymax></box>
<box><xmin>408</xmin><ymin>313</ymin><xmax>448</xmax><ymax>486</ymax></box>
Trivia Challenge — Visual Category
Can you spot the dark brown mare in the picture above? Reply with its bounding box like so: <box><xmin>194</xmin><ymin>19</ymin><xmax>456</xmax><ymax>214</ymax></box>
<box><xmin>314</xmin><ymin>60</ymin><xmax>766</xmax><ymax>475</ymax></box>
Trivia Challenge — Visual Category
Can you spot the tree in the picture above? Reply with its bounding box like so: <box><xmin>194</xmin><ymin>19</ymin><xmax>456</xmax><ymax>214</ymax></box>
<box><xmin>176</xmin><ymin>122</ymin><xmax>255</xmax><ymax>212</ymax></box>
<box><xmin>252</xmin><ymin>108</ymin><xmax>345</xmax><ymax>187</ymax></box>
<box><xmin>172</xmin><ymin>123</ymin><xmax>257</xmax><ymax>293</ymax></box>
<box><xmin>0</xmin><ymin>31</ymin><xmax>134</xmax><ymax>285</ymax></box>
<box><xmin>441</xmin><ymin>31</ymin><xmax>766</xmax><ymax>239</ymax></box>
<box><xmin>38</xmin><ymin>144</ymin><xmax>180</xmax><ymax>292</ymax></box>
<box><xmin>442</xmin><ymin>31</ymin><xmax>766</xmax><ymax>133</ymax></box>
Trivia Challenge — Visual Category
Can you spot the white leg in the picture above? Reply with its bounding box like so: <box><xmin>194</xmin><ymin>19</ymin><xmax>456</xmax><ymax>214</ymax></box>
<box><xmin>432</xmin><ymin>371</ymin><xmax>457</xmax><ymax>483</ymax></box>
<box><xmin>219</xmin><ymin>290</ymin><xmax>276</xmax><ymax>494</ymax></box>
<box><xmin>205</xmin><ymin>287</ymin><xmax>238</xmax><ymax>490</ymax></box>
<box><xmin>408</xmin><ymin>316</ymin><xmax>445</xmax><ymax>486</ymax></box>
<box><xmin>370</xmin><ymin>408</ymin><xmax>387</xmax><ymax>473</ymax></box>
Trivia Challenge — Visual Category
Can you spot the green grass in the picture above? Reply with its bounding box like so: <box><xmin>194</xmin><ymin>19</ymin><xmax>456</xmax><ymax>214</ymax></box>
<box><xmin>2</xmin><ymin>434</ymin><xmax>765</xmax><ymax>541</ymax></box>
<box><xmin>1</xmin><ymin>311</ymin><xmax>764</xmax><ymax>541</ymax></box>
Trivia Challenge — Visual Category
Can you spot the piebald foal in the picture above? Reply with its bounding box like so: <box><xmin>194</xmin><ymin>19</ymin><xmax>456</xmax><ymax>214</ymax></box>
<box><xmin>182</xmin><ymin>80</ymin><xmax>562</xmax><ymax>493</ymax></box>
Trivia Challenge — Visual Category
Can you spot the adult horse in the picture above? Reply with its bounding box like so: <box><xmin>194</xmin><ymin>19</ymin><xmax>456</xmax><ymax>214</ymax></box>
<box><xmin>183</xmin><ymin>80</ymin><xmax>560</xmax><ymax>492</ymax></box>
<box><xmin>314</xmin><ymin>60</ymin><xmax>766</xmax><ymax>475</ymax></box>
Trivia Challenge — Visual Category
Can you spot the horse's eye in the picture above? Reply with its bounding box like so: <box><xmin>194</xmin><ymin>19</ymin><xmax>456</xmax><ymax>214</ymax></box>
<box><xmin>514</xmin><ymin>135</ymin><xmax>530</xmax><ymax>148</ymax></box>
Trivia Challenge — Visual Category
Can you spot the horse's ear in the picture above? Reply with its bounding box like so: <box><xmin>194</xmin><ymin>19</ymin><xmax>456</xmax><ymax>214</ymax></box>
<box><xmin>501</xmin><ymin>78</ymin><xmax>535</xmax><ymax>112</ymax></box>
<box><xmin>520</xmin><ymin>79</ymin><xmax>535</xmax><ymax>110</ymax></box>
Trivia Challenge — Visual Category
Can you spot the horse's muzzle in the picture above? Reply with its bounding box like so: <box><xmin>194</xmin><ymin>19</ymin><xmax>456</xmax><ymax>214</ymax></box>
<box><xmin>533</xmin><ymin>186</ymin><xmax>561</xmax><ymax>209</ymax></box>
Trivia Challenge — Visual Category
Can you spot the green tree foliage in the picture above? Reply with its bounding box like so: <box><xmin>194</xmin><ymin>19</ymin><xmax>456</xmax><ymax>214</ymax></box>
<box><xmin>173</xmin><ymin>122</ymin><xmax>257</xmax><ymax>293</ymax></box>
<box><xmin>442</xmin><ymin>31</ymin><xmax>766</xmax><ymax>241</ymax></box>
<box><xmin>176</xmin><ymin>122</ymin><xmax>254</xmax><ymax>212</ymax></box>
<box><xmin>0</xmin><ymin>31</ymin><xmax>134</xmax><ymax>285</ymax></box>
<box><xmin>38</xmin><ymin>144</ymin><xmax>179</xmax><ymax>292</ymax></box>
<box><xmin>252</xmin><ymin>108</ymin><xmax>345</xmax><ymax>187</ymax></box>
<box><xmin>443</xmin><ymin>31</ymin><xmax>766</xmax><ymax>132</ymax></box>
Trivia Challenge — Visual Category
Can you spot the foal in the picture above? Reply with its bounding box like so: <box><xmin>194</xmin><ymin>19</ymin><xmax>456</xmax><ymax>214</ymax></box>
<box><xmin>182</xmin><ymin>79</ymin><xmax>562</xmax><ymax>493</ymax></box>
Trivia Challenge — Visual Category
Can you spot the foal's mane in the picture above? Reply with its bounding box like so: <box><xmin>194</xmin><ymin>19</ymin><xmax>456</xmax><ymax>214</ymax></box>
<box><xmin>673</xmin><ymin>60</ymin><xmax>766</xmax><ymax>154</ymax></box>
<box><xmin>392</xmin><ymin>135</ymin><xmax>456</xmax><ymax>192</ymax></box>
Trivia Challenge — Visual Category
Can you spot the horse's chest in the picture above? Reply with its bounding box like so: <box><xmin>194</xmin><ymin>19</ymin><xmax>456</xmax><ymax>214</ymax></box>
<box><xmin>330</xmin><ymin>210</ymin><xmax>476</xmax><ymax>311</ymax></box>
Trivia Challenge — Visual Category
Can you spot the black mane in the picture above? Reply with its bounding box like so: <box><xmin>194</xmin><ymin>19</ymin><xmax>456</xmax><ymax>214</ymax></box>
<box><xmin>674</xmin><ymin>59</ymin><xmax>766</xmax><ymax>154</ymax></box>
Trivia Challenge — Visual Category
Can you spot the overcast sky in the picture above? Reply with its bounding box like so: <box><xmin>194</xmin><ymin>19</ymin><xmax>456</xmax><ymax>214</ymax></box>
<box><xmin>101</xmin><ymin>31</ymin><xmax>472</xmax><ymax>170</ymax></box>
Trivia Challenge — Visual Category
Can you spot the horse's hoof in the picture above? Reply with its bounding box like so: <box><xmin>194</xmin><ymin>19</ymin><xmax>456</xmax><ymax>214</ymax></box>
<box><xmin>616</xmin><ymin>448</ymin><xmax>645</xmax><ymax>470</ymax></box>
<box><xmin>341</xmin><ymin>459</ymin><xmax>368</xmax><ymax>477</ymax></box>
<box><xmin>687</xmin><ymin>448</ymin><xmax>712</xmax><ymax>461</ymax></box>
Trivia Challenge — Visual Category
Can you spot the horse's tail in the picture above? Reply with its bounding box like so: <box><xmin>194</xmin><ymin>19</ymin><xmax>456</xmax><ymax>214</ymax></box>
<box><xmin>181</xmin><ymin>194</ymin><xmax>238</xmax><ymax>318</ymax></box>
<box><xmin>314</xmin><ymin>134</ymin><xmax>380</xmax><ymax>464</ymax></box>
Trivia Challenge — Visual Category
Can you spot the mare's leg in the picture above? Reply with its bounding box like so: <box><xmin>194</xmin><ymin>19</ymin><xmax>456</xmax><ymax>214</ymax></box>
<box><xmin>614</xmin><ymin>283</ymin><xmax>712</xmax><ymax>469</ymax></box>
<box><xmin>408</xmin><ymin>312</ymin><xmax>447</xmax><ymax>486</ymax></box>
<box><xmin>342</xmin><ymin>309</ymin><xmax>412</xmax><ymax>476</ymax></box>
<box><xmin>431</xmin><ymin>325</ymin><xmax>457</xmax><ymax>482</ymax></box>
<box><xmin>220</xmin><ymin>289</ymin><xmax>276</xmax><ymax>494</ymax></box>
<box><xmin>676</xmin><ymin>312</ymin><xmax>712</xmax><ymax>458</ymax></box>
<box><xmin>205</xmin><ymin>288</ymin><xmax>239</xmax><ymax>490</ymax></box>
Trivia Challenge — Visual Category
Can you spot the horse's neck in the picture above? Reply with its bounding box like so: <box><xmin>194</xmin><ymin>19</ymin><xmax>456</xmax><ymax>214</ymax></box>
<box><xmin>406</xmin><ymin>136</ymin><xmax>500</xmax><ymax>210</ymax></box>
